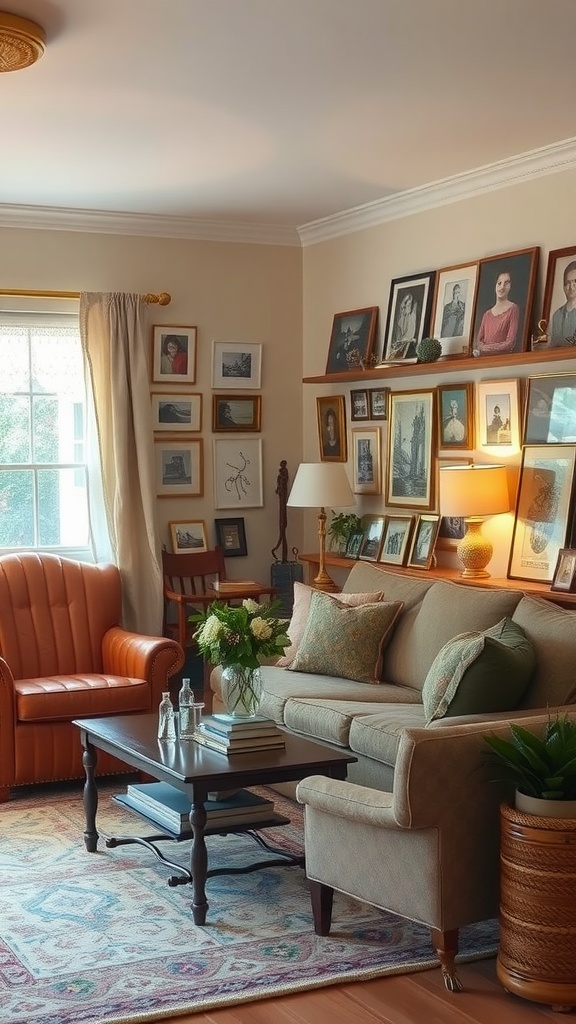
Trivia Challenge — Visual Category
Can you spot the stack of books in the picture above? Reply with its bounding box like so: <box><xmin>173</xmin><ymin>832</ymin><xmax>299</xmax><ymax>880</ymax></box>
<box><xmin>194</xmin><ymin>713</ymin><xmax>286</xmax><ymax>754</ymax></box>
<box><xmin>212</xmin><ymin>580</ymin><xmax>262</xmax><ymax>593</ymax></box>
<box><xmin>118</xmin><ymin>781</ymin><xmax>275</xmax><ymax>834</ymax></box>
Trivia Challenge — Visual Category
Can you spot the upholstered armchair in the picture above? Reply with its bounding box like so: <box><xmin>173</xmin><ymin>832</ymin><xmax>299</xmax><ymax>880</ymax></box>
<box><xmin>0</xmin><ymin>552</ymin><xmax>184</xmax><ymax>802</ymax></box>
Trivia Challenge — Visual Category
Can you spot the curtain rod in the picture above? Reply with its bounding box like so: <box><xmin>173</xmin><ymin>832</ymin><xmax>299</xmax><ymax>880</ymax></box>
<box><xmin>0</xmin><ymin>289</ymin><xmax>171</xmax><ymax>305</ymax></box>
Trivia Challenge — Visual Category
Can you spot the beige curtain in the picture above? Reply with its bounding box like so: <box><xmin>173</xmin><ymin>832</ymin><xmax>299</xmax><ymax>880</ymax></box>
<box><xmin>79</xmin><ymin>292</ymin><xmax>162</xmax><ymax>635</ymax></box>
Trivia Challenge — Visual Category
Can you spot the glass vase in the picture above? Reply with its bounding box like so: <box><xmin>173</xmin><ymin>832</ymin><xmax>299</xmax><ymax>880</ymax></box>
<box><xmin>220</xmin><ymin>664</ymin><xmax>262</xmax><ymax>718</ymax></box>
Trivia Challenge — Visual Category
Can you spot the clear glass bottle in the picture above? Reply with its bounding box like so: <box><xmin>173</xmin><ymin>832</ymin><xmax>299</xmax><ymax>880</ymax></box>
<box><xmin>158</xmin><ymin>691</ymin><xmax>176</xmax><ymax>741</ymax></box>
<box><xmin>179</xmin><ymin>677</ymin><xmax>194</xmax><ymax>739</ymax></box>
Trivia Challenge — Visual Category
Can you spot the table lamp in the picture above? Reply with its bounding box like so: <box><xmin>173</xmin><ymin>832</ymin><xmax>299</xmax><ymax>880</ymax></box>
<box><xmin>287</xmin><ymin>462</ymin><xmax>355</xmax><ymax>592</ymax></box>
<box><xmin>439</xmin><ymin>464</ymin><xmax>510</xmax><ymax>579</ymax></box>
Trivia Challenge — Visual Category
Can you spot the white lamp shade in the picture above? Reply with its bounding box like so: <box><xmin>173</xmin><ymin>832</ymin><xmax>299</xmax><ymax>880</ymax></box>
<box><xmin>439</xmin><ymin>464</ymin><xmax>510</xmax><ymax>518</ymax></box>
<box><xmin>287</xmin><ymin>462</ymin><xmax>355</xmax><ymax>509</ymax></box>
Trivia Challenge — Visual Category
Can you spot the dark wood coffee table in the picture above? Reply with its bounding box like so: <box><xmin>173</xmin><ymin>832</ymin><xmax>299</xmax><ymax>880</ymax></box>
<box><xmin>74</xmin><ymin>713</ymin><xmax>356</xmax><ymax>924</ymax></box>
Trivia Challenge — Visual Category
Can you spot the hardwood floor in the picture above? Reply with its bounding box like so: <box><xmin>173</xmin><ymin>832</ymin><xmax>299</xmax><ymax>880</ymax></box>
<box><xmin>160</xmin><ymin>958</ymin><xmax>564</xmax><ymax>1023</ymax></box>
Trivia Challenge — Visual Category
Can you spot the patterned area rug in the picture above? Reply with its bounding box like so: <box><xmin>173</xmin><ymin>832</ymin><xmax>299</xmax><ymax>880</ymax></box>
<box><xmin>0</xmin><ymin>780</ymin><xmax>499</xmax><ymax>1024</ymax></box>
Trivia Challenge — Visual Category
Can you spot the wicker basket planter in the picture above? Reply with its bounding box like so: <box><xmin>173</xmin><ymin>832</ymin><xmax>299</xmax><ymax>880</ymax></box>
<box><xmin>498</xmin><ymin>802</ymin><xmax>576</xmax><ymax>1011</ymax></box>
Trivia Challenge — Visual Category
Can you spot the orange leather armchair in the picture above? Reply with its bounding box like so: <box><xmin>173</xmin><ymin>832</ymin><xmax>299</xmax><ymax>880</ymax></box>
<box><xmin>0</xmin><ymin>552</ymin><xmax>184</xmax><ymax>802</ymax></box>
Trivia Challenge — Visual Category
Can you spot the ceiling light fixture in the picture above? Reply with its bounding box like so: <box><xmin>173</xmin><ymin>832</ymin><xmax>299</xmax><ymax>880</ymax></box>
<box><xmin>0</xmin><ymin>11</ymin><xmax>45</xmax><ymax>72</ymax></box>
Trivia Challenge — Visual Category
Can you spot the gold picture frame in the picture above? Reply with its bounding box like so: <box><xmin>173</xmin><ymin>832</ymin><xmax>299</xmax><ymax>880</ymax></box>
<box><xmin>316</xmin><ymin>395</ymin><xmax>347</xmax><ymax>462</ymax></box>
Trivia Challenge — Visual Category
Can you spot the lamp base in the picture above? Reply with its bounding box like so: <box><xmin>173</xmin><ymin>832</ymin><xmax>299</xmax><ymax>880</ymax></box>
<box><xmin>312</xmin><ymin>568</ymin><xmax>340</xmax><ymax>593</ymax></box>
<box><xmin>457</xmin><ymin>519</ymin><xmax>493</xmax><ymax>579</ymax></box>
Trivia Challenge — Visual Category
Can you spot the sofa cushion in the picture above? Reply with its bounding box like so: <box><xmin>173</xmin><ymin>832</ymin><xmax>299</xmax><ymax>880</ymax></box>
<box><xmin>421</xmin><ymin>617</ymin><xmax>535</xmax><ymax>724</ymax></box>
<box><xmin>277</xmin><ymin>581</ymin><xmax>385</xmax><ymax>667</ymax></box>
<box><xmin>15</xmin><ymin>675</ymin><xmax>150</xmax><ymax>721</ymax></box>
<box><xmin>283</xmin><ymin>697</ymin><xmax>413</xmax><ymax>747</ymax></box>
<box><xmin>512</xmin><ymin>595</ymin><xmax>576</xmax><ymax>709</ymax></box>
<box><xmin>348</xmin><ymin>705</ymin><xmax>428</xmax><ymax>768</ymax></box>
<box><xmin>288</xmin><ymin>590</ymin><xmax>404</xmax><ymax>683</ymax></box>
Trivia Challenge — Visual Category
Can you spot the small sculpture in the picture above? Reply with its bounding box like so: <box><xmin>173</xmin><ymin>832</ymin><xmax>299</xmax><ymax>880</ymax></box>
<box><xmin>416</xmin><ymin>337</ymin><xmax>442</xmax><ymax>363</ymax></box>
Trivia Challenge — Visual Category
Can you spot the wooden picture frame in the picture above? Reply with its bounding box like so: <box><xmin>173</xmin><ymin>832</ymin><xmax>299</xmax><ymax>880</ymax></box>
<box><xmin>325</xmin><ymin>307</ymin><xmax>378</xmax><ymax>374</ymax></box>
<box><xmin>212</xmin><ymin>341</ymin><xmax>262</xmax><ymax>389</ymax></box>
<box><xmin>350</xmin><ymin>389</ymin><xmax>369</xmax><ymax>421</ymax></box>
<box><xmin>151</xmin><ymin>392</ymin><xmax>202</xmax><ymax>433</ymax></box>
<box><xmin>435</xmin><ymin>456</ymin><xmax>472</xmax><ymax>550</ymax></box>
<box><xmin>542</xmin><ymin>246</ymin><xmax>576</xmax><ymax>350</ymax></box>
<box><xmin>385</xmin><ymin>388</ymin><xmax>436</xmax><ymax>509</ymax></box>
<box><xmin>316</xmin><ymin>395</ymin><xmax>347</xmax><ymax>462</ymax></box>
<box><xmin>368</xmin><ymin>387</ymin><xmax>389</xmax><ymax>420</ymax></box>
<box><xmin>378</xmin><ymin>514</ymin><xmax>414</xmax><ymax>566</ymax></box>
<box><xmin>212</xmin><ymin>394</ymin><xmax>261</xmax><ymax>432</ymax></box>
<box><xmin>152</xmin><ymin>325</ymin><xmax>197</xmax><ymax>384</ymax></box>
<box><xmin>358</xmin><ymin>515</ymin><xmax>385</xmax><ymax>562</ymax></box>
<box><xmin>213</xmin><ymin>437</ymin><xmax>263</xmax><ymax>508</ymax></box>
<box><xmin>380</xmin><ymin>270</ymin><xmax>436</xmax><ymax>363</ymax></box>
<box><xmin>523</xmin><ymin>373</ymin><xmax>576</xmax><ymax>445</ymax></box>
<box><xmin>437</xmin><ymin>382</ymin><xmax>474</xmax><ymax>451</ymax></box>
<box><xmin>429</xmin><ymin>261</ymin><xmax>479</xmax><ymax>359</ymax></box>
<box><xmin>406</xmin><ymin>514</ymin><xmax>441</xmax><ymax>570</ymax></box>
<box><xmin>169</xmin><ymin>519</ymin><xmax>208</xmax><ymax>554</ymax></box>
<box><xmin>154</xmin><ymin>439</ymin><xmax>203</xmax><ymax>497</ymax></box>
<box><xmin>476</xmin><ymin>378</ymin><xmax>521</xmax><ymax>450</ymax></box>
<box><xmin>508</xmin><ymin>444</ymin><xmax>576</xmax><ymax>584</ymax></box>
<box><xmin>351</xmin><ymin>427</ymin><xmax>381</xmax><ymax>494</ymax></box>
<box><xmin>345</xmin><ymin>530</ymin><xmax>364</xmax><ymax>559</ymax></box>
<box><xmin>551</xmin><ymin>547</ymin><xmax>576</xmax><ymax>593</ymax></box>
<box><xmin>470</xmin><ymin>247</ymin><xmax>539</xmax><ymax>357</ymax></box>
<box><xmin>214</xmin><ymin>516</ymin><xmax>248</xmax><ymax>557</ymax></box>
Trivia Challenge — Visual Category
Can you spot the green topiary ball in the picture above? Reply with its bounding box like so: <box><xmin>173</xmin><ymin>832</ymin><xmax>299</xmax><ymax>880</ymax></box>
<box><xmin>416</xmin><ymin>337</ymin><xmax>442</xmax><ymax>363</ymax></box>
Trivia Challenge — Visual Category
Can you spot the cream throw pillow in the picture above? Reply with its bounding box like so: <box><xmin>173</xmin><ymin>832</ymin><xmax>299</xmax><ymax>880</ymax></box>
<box><xmin>277</xmin><ymin>581</ymin><xmax>385</xmax><ymax>667</ymax></box>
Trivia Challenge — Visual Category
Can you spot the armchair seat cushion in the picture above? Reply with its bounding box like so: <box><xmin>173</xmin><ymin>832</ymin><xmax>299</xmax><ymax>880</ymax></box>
<box><xmin>15</xmin><ymin>675</ymin><xmax>150</xmax><ymax>722</ymax></box>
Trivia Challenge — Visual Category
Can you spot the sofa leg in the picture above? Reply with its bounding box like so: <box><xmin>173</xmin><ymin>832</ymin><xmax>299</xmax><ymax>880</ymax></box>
<box><xmin>431</xmin><ymin>927</ymin><xmax>462</xmax><ymax>992</ymax></box>
<box><xmin>309</xmin><ymin>879</ymin><xmax>334</xmax><ymax>935</ymax></box>
<box><xmin>0</xmin><ymin>786</ymin><xmax>9</xmax><ymax>803</ymax></box>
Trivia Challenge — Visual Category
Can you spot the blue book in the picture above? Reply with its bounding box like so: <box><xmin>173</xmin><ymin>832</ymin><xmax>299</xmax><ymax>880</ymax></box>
<box><xmin>124</xmin><ymin>782</ymin><xmax>273</xmax><ymax>825</ymax></box>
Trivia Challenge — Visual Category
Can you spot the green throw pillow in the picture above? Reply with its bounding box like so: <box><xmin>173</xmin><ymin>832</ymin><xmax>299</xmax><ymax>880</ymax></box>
<box><xmin>288</xmin><ymin>589</ymin><xmax>404</xmax><ymax>684</ymax></box>
<box><xmin>422</xmin><ymin>617</ymin><xmax>535</xmax><ymax>724</ymax></box>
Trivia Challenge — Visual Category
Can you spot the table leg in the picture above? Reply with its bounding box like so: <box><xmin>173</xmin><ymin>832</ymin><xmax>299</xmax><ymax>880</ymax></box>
<box><xmin>81</xmin><ymin>736</ymin><xmax>99</xmax><ymax>853</ymax></box>
<box><xmin>190</xmin><ymin>798</ymin><xmax>208</xmax><ymax>924</ymax></box>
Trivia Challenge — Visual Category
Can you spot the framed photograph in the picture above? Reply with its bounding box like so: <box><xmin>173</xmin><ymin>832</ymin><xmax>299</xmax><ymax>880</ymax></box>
<box><xmin>325</xmin><ymin>307</ymin><xmax>378</xmax><ymax>374</ymax></box>
<box><xmin>378</xmin><ymin>514</ymin><xmax>414</xmax><ymax>566</ymax></box>
<box><xmin>316</xmin><ymin>395</ymin><xmax>347</xmax><ymax>462</ymax></box>
<box><xmin>429</xmin><ymin>261</ymin><xmax>479</xmax><ymax>358</ymax></box>
<box><xmin>437</xmin><ymin>383</ymin><xmax>474</xmax><ymax>450</ymax></box>
<box><xmin>169</xmin><ymin>519</ymin><xmax>208</xmax><ymax>554</ymax></box>
<box><xmin>551</xmin><ymin>548</ymin><xmax>576</xmax><ymax>593</ymax></box>
<box><xmin>385</xmin><ymin>389</ymin><xmax>436</xmax><ymax>510</ymax></box>
<box><xmin>508</xmin><ymin>444</ymin><xmax>576</xmax><ymax>584</ymax></box>
<box><xmin>351</xmin><ymin>427</ymin><xmax>381</xmax><ymax>494</ymax></box>
<box><xmin>151</xmin><ymin>392</ymin><xmax>202</xmax><ymax>433</ymax></box>
<box><xmin>476</xmin><ymin>378</ymin><xmax>521</xmax><ymax>449</ymax></box>
<box><xmin>212</xmin><ymin>394</ymin><xmax>261</xmax><ymax>432</ymax></box>
<box><xmin>154</xmin><ymin>439</ymin><xmax>203</xmax><ymax>498</ymax></box>
<box><xmin>470</xmin><ymin>247</ymin><xmax>539</xmax><ymax>357</ymax></box>
<box><xmin>435</xmin><ymin>457</ymin><xmax>472</xmax><ymax>551</ymax></box>
<box><xmin>345</xmin><ymin>530</ymin><xmax>363</xmax><ymax>559</ymax></box>
<box><xmin>407</xmin><ymin>514</ymin><xmax>441</xmax><ymax>570</ymax></box>
<box><xmin>350</xmin><ymin>389</ymin><xmax>369</xmax><ymax>421</ymax></box>
<box><xmin>368</xmin><ymin>387</ymin><xmax>389</xmax><ymax>420</ymax></box>
<box><xmin>358</xmin><ymin>516</ymin><xmax>385</xmax><ymax>562</ymax></box>
<box><xmin>214</xmin><ymin>517</ymin><xmax>248</xmax><ymax>557</ymax></box>
<box><xmin>152</xmin><ymin>325</ymin><xmax>197</xmax><ymax>384</ymax></box>
<box><xmin>380</xmin><ymin>270</ymin><xmax>436</xmax><ymax>362</ymax></box>
<box><xmin>213</xmin><ymin>437</ymin><xmax>263</xmax><ymax>509</ymax></box>
<box><xmin>523</xmin><ymin>374</ymin><xmax>576</xmax><ymax>445</ymax></box>
<box><xmin>542</xmin><ymin>246</ymin><xmax>576</xmax><ymax>350</ymax></box>
<box><xmin>212</xmin><ymin>341</ymin><xmax>262</xmax><ymax>389</ymax></box>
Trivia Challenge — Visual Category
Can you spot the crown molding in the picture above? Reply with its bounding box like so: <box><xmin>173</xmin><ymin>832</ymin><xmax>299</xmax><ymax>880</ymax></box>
<box><xmin>0</xmin><ymin>203</ymin><xmax>301</xmax><ymax>247</ymax></box>
<box><xmin>298</xmin><ymin>136</ymin><xmax>576</xmax><ymax>246</ymax></box>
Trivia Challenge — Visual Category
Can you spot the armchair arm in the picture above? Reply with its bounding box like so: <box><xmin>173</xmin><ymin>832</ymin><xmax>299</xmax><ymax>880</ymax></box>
<box><xmin>102</xmin><ymin>627</ymin><xmax>184</xmax><ymax>707</ymax></box>
<box><xmin>297</xmin><ymin>775</ymin><xmax>395</xmax><ymax>828</ymax></box>
<box><xmin>0</xmin><ymin>656</ymin><xmax>17</xmax><ymax>790</ymax></box>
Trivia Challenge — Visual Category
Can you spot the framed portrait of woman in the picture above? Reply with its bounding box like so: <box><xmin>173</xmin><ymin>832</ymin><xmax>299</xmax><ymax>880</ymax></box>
<box><xmin>470</xmin><ymin>248</ymin><xmax>539</xmax><ymax>357</ymax></box>
<box><xmin>316</xmin><ymin>395</ymin><xmax>347</xmax><ymax>462</ymax></box>
<box><xmin>380</xmin><ymin>270</ymin><xmax>436</xmax><ymax>363</ymax></box>
<box><xmin>152</xmin><ymin>325</ymin><xmax>197</xmax><ymax>384</ymax></box>
<box><xmin>437</xmin><ymin>383</ymin><xmax>474</xmax><ymax>451</ymax></box>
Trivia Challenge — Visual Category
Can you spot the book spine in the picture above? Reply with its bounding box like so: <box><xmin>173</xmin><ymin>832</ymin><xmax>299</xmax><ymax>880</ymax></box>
<box><xmin>201</xmin><ymin>724</ymin><xmax>280</xmax><ymax>741</ymax></box>
<box><xmin>124</xmin><ymin>798</ymin><xmax>275</xmax><ymax>832</ymax></box>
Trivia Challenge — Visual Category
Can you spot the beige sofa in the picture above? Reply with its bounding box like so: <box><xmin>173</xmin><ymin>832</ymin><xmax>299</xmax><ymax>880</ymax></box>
<box><xmin>209</xmin><ymin>562</ymin><xmax>576</xmax><ymax>989</ymax></box>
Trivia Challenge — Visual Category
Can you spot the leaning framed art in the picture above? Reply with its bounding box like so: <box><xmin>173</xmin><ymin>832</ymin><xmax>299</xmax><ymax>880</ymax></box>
<box><xmin>406</xmin><ymin>514</ymin><xmax>441</xmax><ymax>570</ymax></box>
<box><xmin>385</xmin><ymin>389</ymin><xmax>436</xmax><ymax>510</ymax></box>
<box><xmin>477</xmin><ymin>378</ymin><xmax>521</xmax><ymax>450</ymax></box>
<box><xmin>437</xmin><ymin>382</ymin><xmax>474</xmax><ymax>451</ymax></box>
<box><xmin>152</xmin><ymin>325</ymin><xmax>197</xmax><ymax>384</ymax></box>
<box><xmin>508</xmin><ymin>444</ymin><xmax>576</xmax><ymax>584</ymax></box>
<box><xmin>358</xmin><ymin>515</ymin><xmax>385</xmax><ymax>562</ymax></box>
<box><xmin>325</xmin><ymin>307</ymin><xmax>378</xmax><ymax>374</ymax></box>
<box><xmin>470</xmin><ymin>247</ymin><xmax>539</xmax><ymax>357</ymax></box>
<box><xmin>551</xmin><ymin>548</ymin><xmax>576</xmax><ymax>593</ymax></box>
<box><xmin>523</xmin><ymin>373</ymin><xmax>576</xmax><ymax>444</ymax></box>
<box><xmin>169</xmin><ymin>519</ymin><xmax>208</xmax><ymax>554</ymax></box>
<box><xmin>378</xmin><ymin>514</ymin><xmax>414</xmax><ymax>566</ymax></box>
<box><xmin>429</xmin><ymin>260</ymin><xmax>479</xmax><ymax>359</ymax></box>
<box><xmin>380</xmin><ymin>270</ymin><xmax>436</xmax><ymax>363</ymax></box>
<box><xmin>541</xmin><ymin>245</ymin><xmax>576</xmax><ymax>350</ymax></box>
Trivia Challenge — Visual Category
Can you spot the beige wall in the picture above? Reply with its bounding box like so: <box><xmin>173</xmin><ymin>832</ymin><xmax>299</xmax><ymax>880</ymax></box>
<box><xmin>0</xmin><ymin>227</ymin><xmax>303</xmax><ymax>584</ymax></box>
<box><xmin>302</xmin><ymin>168</ymin><xmax>576</xmax><ymax>577</ymax></box>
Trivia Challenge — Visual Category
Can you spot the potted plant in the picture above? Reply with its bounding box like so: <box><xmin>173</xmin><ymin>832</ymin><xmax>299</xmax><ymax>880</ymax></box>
<box><xmin>328</xmin><ymin>511</ymin><xmax>362</xmax><ymax>555</ymax></box>
<box><xmin>484</xmin><ymin>713</ymin><xmax>576</xmax><ymax>817</ymax></box>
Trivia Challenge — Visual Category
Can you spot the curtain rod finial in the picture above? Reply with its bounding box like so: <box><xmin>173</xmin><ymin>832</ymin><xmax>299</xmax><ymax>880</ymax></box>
<box><xmin>143</xmin><ymin>292</ymin><xmax>171</xmax><ymax>306</ymax></box>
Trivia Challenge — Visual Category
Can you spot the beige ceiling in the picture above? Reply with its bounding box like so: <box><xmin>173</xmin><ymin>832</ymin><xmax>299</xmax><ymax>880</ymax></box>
<box><xmin>2</xmin><ymin>0</ymin><xmax>576</xmax><ymax>244</ymax></box>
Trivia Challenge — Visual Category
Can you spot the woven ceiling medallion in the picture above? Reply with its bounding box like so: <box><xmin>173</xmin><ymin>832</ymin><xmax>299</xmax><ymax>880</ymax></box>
<box><xmin>0</xmin><ymin>11</ymin><xmax>45</xmax><ymax>72</ymax></box>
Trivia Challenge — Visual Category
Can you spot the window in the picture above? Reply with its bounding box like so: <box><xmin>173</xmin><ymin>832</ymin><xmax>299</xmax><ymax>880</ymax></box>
<box><xmin>0</xmin><ymin>308</ymin><xmax>93</xmax><ymax>559</ymax></box>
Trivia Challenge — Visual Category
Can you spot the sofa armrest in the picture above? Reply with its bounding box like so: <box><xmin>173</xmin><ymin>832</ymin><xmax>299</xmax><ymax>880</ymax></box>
<box><xmin>297</xmin><ymin>775</ymin><xmax>395</xmax><ymax>826</ymax></box>
<box><xmin>0</xmin><ymin>656</ymin><xmax>17</xmax><ymax>790</ymax></box>
<box><xmin>102</xmin><ymin>627</ymin><xmax>184</xmax><ymax>705</ymax></box>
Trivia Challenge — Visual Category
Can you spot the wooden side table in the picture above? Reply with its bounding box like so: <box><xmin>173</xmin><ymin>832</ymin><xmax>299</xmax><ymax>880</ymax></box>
<box><xmin>498</xmin><ymin>802</ymin><xmax>576</xmax><ymax>1012</ymax></box>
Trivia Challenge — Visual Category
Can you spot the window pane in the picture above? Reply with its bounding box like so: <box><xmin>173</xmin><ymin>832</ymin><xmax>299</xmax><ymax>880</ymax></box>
<box><xmin>0</xmin><ymin>470</ymin><xmax>34</xmax><ymax>546</ymax></box>
<box><xmin>38</xmin><ymin>468</ymin><xmax>89</xmax><ymax>546</ymax></box>
<box><xmin>33</xmin><ymin>396</ymin><xmax>60</xmax><ymax>463</ymax></box>
<box><xmin>31</xmin><ymin>333</ymin><xmax>84</xmax><ymax>399</ymax></box>
<box><xmin>0</xmin><ymin>395</ymin><xmax>31</xmax><ymax>462</ymax></box>
<box><xmin>0</xmin><ymin>332</ymin><xmax>29</xmax><ymax>393</ymax></box>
